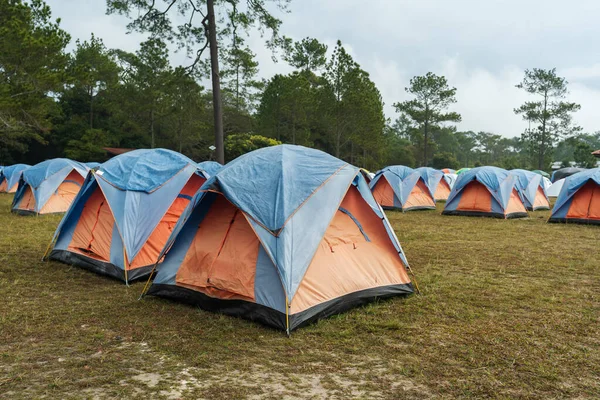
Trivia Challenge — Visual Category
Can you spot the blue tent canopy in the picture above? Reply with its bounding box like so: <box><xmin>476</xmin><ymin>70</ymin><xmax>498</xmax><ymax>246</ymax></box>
<box><xmin>197</xmin><ymin>161</ymin><xmax>223</xmax><ymax>177</ymax></box>
<box><xmin>85</xmin><ymin>162</ymin><xmax>101</xmax><ymax>169</ymax></box>
<box><xmin>1</xmin><ymin>164</ymin><xmax>30</xmax><ymax>190</ymax></box>
<box><xmin>97</xmin><ymin>148</ymin><xmax>196</xmax><ymax>192</ymax></box>
<box><xmin>202</xmin><ymin>145</ymin><xmax>348</xmax><ymax>232</ymax></box>
<box><xmin>22</xmin><ymin>159</ymin><xmax>87</xmax><ymax>189</ymax></box>
<box><xmin>415</xmin><ymin>167</ymin><xmax>444</xmax><ymax>198</ymax></box>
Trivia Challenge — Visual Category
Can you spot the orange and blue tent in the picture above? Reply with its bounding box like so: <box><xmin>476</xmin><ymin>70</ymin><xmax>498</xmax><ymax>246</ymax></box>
<box><xmin>48</xmin><ymin>149</ymin><xmax>219</xmax><ymax>283</ymax></box>
<box><xmin>145</xmin><ymin>145</ymin><xmax>414</xmax><ymax>332</ymax></box>
<box><xmin>12</xmin><ymin>159</ymin><xmax>88</xmax><ymax>215</ymax></box>
<box><xmin>442</xmin><ymin>166</ymin><xmax>528</xmax><ymax>218</ymax></box>
<box><xmin>369</xmin><ymin>166</ymin><xmax>435</xmax><ymax>211</ymax></box>
<box><xmin>510</xmin><ymin>169</ymin><xmax>550</xmax><ymax>211</ymax></box>
<box><xmin>549</xmin><ymin>168</ymin><xmax>600</xmax><ymax>224</ymax></box>
<box><xmin>0</xmin><ymin>164</ymin><xmax>30</xmax><ymax>193</ymax></box>
<box><xmin>415</xmin><ymin>167</ymin><xmax>454</xmax><ymax>201</ymax></box>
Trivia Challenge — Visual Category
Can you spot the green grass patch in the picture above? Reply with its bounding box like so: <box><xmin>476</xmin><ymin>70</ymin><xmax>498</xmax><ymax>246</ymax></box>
<box><xmin>1</xmin><ymin>193</ymin><xmax>599</xmax><ymax>398</ymax></box>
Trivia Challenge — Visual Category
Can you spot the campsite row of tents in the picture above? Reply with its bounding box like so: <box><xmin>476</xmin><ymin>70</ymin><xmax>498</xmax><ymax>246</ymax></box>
<box><xmin>1</xmin><ymin>147</ymin><xmax>599</xmax><ymax>332</ymax></box>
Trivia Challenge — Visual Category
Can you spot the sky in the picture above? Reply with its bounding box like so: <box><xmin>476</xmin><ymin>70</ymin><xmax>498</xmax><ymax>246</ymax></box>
<box><xmin>46</xmin><ymin>0</ymin><xmax>600</xmax><ymax>137</ymax></box>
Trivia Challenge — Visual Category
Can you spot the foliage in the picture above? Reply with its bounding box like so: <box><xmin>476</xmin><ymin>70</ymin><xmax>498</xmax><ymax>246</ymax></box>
<box><xmin>224</xmin><ymin>133</ymin><xmax>281</xmax><ymax>160</ymax></box>
<box><xmin>515</xmin><ymin>68</ymin><xmax>581</xmax><ymax>169</ymax></box>
<box><xmin>283</xmin><ymin>37</ymin><xmax>328</xmax><ymax>71</ymax></box>
<box><xmin>431</xmin><ymin>152</ymin><xmax>459</xmax><ymax>170</ymax></box>
<box><xmin>0</xmin><ymin>0</ymin><xmax>70</xmax><ymax>163</ymax></box>
<box><xmin>394</xmin><ymin>72</ymin><xmax>461</xmax><ymax>166</ymax></box>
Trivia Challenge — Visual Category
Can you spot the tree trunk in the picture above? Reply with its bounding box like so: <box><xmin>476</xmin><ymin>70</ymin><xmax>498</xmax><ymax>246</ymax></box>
<box><xmin>150</xmin><ymin>107</ymin><xmax>155</xmax><ymax>149</ymax></box>
<box><xmin>539</xmin><ymin>91</ymin><xmax>548</xmax><ymax>169</ymax></box>
<box><xmin>423</xmin><ymin>118</ymin><xmax>429</xmax><ymax>166</ymax></box>
<box><xmin>89</xmin><ymin>87</ymin><xmax>94</xmax><ymax>129</ymax></box>
<box><xmin>207</xmin><ymin>0</ymin><xmax>224</xmax><ymax>164</ymax></box>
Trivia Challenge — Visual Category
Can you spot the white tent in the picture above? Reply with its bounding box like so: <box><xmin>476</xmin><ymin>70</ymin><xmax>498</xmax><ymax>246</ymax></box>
<box><xmin>443</xmin><ymin>173</ymin><xmax>458</xmax><ymax>188</ymax></box>
<box><xmin>542</xmin><ymin>177</ymin><xmax>552</xmax><ymax>190</ymax></box>
<box><xmin>547</xmin><ymin>178</ymin><xmax>565</xmax><ymax>197</ymax></box>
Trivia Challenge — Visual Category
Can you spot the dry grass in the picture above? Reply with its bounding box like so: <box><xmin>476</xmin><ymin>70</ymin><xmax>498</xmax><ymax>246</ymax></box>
<box><xmin>1</xmin><ymin>193</ymin><xmax>599</xmax><ymax>399</ymax></box>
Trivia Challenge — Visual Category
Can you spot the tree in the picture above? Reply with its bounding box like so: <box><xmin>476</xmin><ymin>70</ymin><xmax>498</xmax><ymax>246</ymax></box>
<box><xmin>68</xmin><ymin>34</ymin><xmax>119</xmax><ymax>129</ymax></box>
<box><xmin>0</xmin><ymin>0</ymin><xmax>70</xmax><ymax>163</ymax></box>
<box><xmin>431</xmin><ymin>152</ymin><xmax>459</xmax><ymax>170</ymax></box>
<box><xmin>514</xmin><ymin>68</ymin><xmax>581</xmax><ymax>169</ymax></box>
<box><xmin>284</xmin><ymin>37</ymin><xmax>327</xmax><ymax>72</ymax></box>
<box><xmin>106</xmin><ymin>0</ymin><xmax>291</xmax><ymax>164</ymax></box>
<box><xmin>573</xmin><ymin>140</ymin><xmax>597</xmax><ymax>168</ymax></box>
<box><xmin>455</xmin><ymin>131</ymin><xmax>477</xmax><ymax>167</ymax></box>
<box><xmin>394</xmin><ymin>72</ymin><xmax>461</xmax><ymax>166</ymax></box>
<box><xmin>225</xmin><ymin>133</ymin><xmax>281</xmax><ymax>160</ymax></box>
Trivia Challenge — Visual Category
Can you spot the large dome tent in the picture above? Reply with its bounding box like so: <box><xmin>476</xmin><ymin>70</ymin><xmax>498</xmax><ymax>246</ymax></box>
<box><xmin>442</xmin><ymin>166</ymin><xmax>528</xmax><ymax>219</ymax></box>
<box><xmin>369</xmin><ymin>166</ymin><xmax>436</xmax><ymax>211</ymax></box>
<box><xmin>145</xmin><ymin>145</ymin><xmax>415</xmax><ymax>332</ymax></box>
<box><xmin>47</xmin><ymin>149</ymin><xmax>212</xmax><ymax>284</ymax></box>
<box><xmin>12</xmin><ymin>159</ymin><xmax>88</xmax><ymax>215</ymax></box>
<box><xmin>551</xmin><ymin>167</ymin><xmax>585</xmax><ymax>183</ymax></box>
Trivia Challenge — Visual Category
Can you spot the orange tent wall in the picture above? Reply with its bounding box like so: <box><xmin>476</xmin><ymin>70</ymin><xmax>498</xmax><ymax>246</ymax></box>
<box><xmin>403</xmin><ymin>179</ymin><xmax>435</xmax><ymax>210</ymax></box>
<box><xmin>0</xmin><ymin>180</ymin><xmax>7</xmax><ymax>193</ymax></box>
<box><xmin>291</xmin><ymin>186</ymin><xmax>411</xmax><ymax>314</ymax></box>
<box><xmin>505</xmin><ymin>189</ymin><xmax>527</xmax><ymax>215</ymax></box>
<box><xmin>15</xmin><ymin>185</ymin><xmax>36</xmax><ymax>212</ymax></box>
<box><xmin>371</xmin><ymin>177</ymin><xmax>395</xmax><ymax>207</ymax></box>
<box><xmin>68</xmin><ymin>188</ymin><xmax>115</xmax><ymax>262</ymax></box>
<box><xmin>566</xmin><ymin>181</ymin><xmax>600</xmax><ymax>221</ymax></box>
<box><xmin>532</xmin><ymin>186</ymin><xmax>550</xmax><ymax>209</ymax></box>
<box><xmin>456</xmin><ymin>181</ymin><xmax>492</xmax><ymax>212</ymax></box>
<box><xmin>39</xmin><ymin>171</ymin><xmax>85</xmax><ymax>214</ymax></box>
<box><xmin>175</xmin><ymin>195</ymin><xmax>259</xmax><ymax>302</ymax></box>
<box><xmin>434</xmin><ymin>179</ymin><xmax>451</xmax><ymax>200</ymax></box>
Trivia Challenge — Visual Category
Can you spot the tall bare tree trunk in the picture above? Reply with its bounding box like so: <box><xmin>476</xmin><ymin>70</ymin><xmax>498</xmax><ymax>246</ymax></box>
<box><xmin>207</xmin><ymin>0</ymin><xmax>224</xmax><ymax>164</ymax></box>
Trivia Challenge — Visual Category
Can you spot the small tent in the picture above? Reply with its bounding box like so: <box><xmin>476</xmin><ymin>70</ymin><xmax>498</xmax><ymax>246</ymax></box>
<box><xmin>442</xmin><ymin>166</ymin><xmax>528</xmax><ymax>219</ymax></box>
<box><xmin>547</xmin><ymin>178</ymin><xmax>565</xmax><ymax>197</ymax></box>
<box><xmin>441</xmin><ymin>168</ymin><xmax>456</xmax><ymax>174</ymax></box>
<box><xmin>415</xmin><ymin>167</ymin><xmax>450</xmax><ymax>201</ymax></box>
<box><xmin>549</xmin><ymin>168</ymin><xmax>600</xmax><ymax>224</ymax></box>
<box><xmin>48</xmin><ymin>149</ymin><xmax>212</xmax><ymax>283</ymax></box>
<box><xmin>370</xmin><ymin>166</ymin><xmax>435</xmax><ymax>211</ymax></box>
<box><xmin>551</xmin><ymin>167</ymin><xmax>585</xmax><ymax>183</ymax></box>
<box><xmin>0</xmin><ymin>164</ymin><xmax>30</xmax><ymax>193</ymax></box>
<box><xmin>146</xmin><ymin>145</ymin><xmax>414</xmax><ymax>332</ymax></box>
<box><xmin>510</xmin><ymin>169</ymin><xmax>550</xmax><ymax>211</ymax></box>
<box><xmin>456</xmin><ymin>167</ymin><xmax>471</xmax><ymax>175</ymax></box>
<box><xmin>12</xmin><ymin>159</ymin><xmax>88</xmax><ymax>215</ymax></box>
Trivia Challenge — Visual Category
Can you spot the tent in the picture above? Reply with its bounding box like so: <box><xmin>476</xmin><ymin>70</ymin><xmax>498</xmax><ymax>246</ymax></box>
<box><xmin>456</xmin><ymin>167</ymin><xmax>471</xmax><ymax>175</ymax></box>
<box><xmin>442</xmin><ymin>166</ymin><xmax>528</xmax><ymax>219</ymax></box>
<box><xmin>415</xmin><ymin>167</ymin><xmax>450</xmax><ymax>201</ymax></box>
<box><xmin>12</xmin><ymin>159</ymin><xmax>88</xmax><ymax>215</ymax></box>
<box><xmin>441</xmin><ymin>168</ymin><xmax>456</xmax><ymax>174</ymax></box>
<box><xmin>369</xmin><ymin>166</ymin><xmax>435</xmax><ymax>211</ymax></box>
<box><xmin>549</xmin><ymin>168</ymin><xmax>600</xmax><ymax>224</ymax></box>
<box><xmin>48</xmin><ymin>149</ymin><xmax>211</xmax><ymax>283</ymax></box>
<box><xmin>0</xmin><ymin>164</ymin><xmax>30</xmax><ymax>193</ymax></box>
<box><xmin>146</xmin><ymin>145</ymin><xmax>414</xmax><ymax>332</ymax></box>
<box><xmin>510</xmin><ymin>169</ymin><xmax>550</xmax><ymax>211</ymax></box>
<box><xmin>551</xmin><ymin>167</ymin><xmax>585</xmax><ymax>183</ymax></box>
<box><xmin>542</xmin><ymin>177</ymin><xmax>552</xmax><ymax>190</ymax></box>
<box><xmin>546</xmin><ymin>178</ymin><xmax>565</xmax><ymax>197</ymax></box>
<box><xmin>197</xmin><ymin>161</ymin><xmax>222</xmax><ymax>177</ymax></box>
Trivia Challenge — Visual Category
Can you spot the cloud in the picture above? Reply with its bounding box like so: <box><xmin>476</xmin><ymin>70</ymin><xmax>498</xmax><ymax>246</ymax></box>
<box><xmin>45</xmin><ymin>0</ymin><xmax>600</xmax><ymax>137</ymax></box>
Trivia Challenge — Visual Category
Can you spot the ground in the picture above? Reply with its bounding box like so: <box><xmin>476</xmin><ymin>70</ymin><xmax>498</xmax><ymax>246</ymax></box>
<box><xmin>0</xmin><ymin>193</ymin><xmax>599</xmax><ymax>399</ymax></box>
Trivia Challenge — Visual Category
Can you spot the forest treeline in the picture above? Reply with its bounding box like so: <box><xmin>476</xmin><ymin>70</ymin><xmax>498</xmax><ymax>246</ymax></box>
<box><xmin>1</xmin><ymin>0</ymin><xmax>598</xmax><ymax>171</ymax></box>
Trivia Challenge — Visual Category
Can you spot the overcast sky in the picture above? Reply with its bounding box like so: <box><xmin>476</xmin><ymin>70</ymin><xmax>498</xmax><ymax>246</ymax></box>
<box><xmin>46</xmin><ymin>0</ymin><xmax>600</xmax><ymax>137</ymax></box>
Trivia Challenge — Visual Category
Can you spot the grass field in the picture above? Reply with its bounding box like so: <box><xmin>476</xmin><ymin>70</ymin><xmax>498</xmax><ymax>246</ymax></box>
<box><xmin>1</xmin><ymin>193</ymin><xmax>599</xmax><ymax>399</ymax></box>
